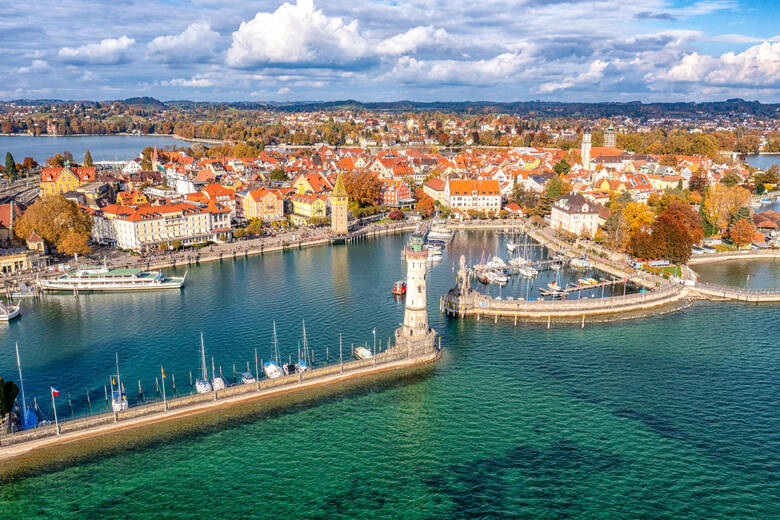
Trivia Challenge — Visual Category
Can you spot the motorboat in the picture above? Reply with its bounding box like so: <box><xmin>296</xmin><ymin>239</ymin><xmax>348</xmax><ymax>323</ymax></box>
<box><xmin>0</xmin><ymin>301</ymin><xmax>21</xmax><ymax>321</ymax></box>
<box><xmin>264</xmin><ymin>361</ymin><xmax>285</xmax><ymax>379</ymax></box>
<box><xmin>571</xmin><ymin>257</ymin><xmax>591</xmax><ymax>269</ymax></box>
<box><xmin>518</xmin><ymin>266</ymin><xmax>538</xmax><ymax>278</ymax></box>
<box><xmin>490</xmin><ymin>271</ymin><xmax>508</xmax><ymax>284</ymax></box>
<box><xmin>506</xmin><ymin>241</ymin><xmax>516</xmax><ymax>253</ymax></box>
<box><xmin>354</xmin><ymin>346</ymin><xmax>373</xmax><ymax>360</ymax></box>
<box><xmin>240</xmin><ymin>371</ymin><xmax>256</xmax><ymax>385</ymax></box>
<box><xmin>485</xmin><ymin>256</ymin><xmax>506</xmax><ymax>269</ymax></box>
<box><xmin>393</xmin><ymin>280</ymin><xmax>407</xmax><ymax>295</ymax></box>
<box><xmin>509</xmin><ymin>257</ymin><xmax>527</xmax><ymax>267</ymax></box>
<box><xmin>427</xmin><ymin>244</ymin><xmax>443</xmax><ymax>255</ymax></box>
<box><xmin>428</xmin><ymin>225</ymin><xmax>453</xmax><ymax>241</ymax></box>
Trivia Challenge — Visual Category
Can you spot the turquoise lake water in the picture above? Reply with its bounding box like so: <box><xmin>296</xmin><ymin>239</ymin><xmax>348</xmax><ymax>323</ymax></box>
<box><xmin>1</xmin><ymin>231</ymin><xmax>779</xmax><ymax>519</ymax></box>
<box><xmin>0</xmin><ymin>135</ymin><xmax>199</xmax><ymax>163</ymax></box>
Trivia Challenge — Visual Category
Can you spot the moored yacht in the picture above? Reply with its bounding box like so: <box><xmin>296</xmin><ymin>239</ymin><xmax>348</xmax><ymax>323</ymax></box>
<box><xmin>195</xmin><ymin>333</ymin><xmax>213</xmax><ymax>393</ymax></box>
<box><xmin>0</xmin><ymin>301</ymin><xmax>21</xmax><ymax>321</ymax></box>
<box><xmin>39</xmin><ymin>260</ymin><xmax>185</xmax><ymax>292</ymax></box>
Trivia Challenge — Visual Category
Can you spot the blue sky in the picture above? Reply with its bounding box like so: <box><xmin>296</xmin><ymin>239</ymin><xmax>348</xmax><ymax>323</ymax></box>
<box><xmin>2</xmin><ymin>0</ymin><xmax>779</xmax><ymax>102</ymax></box>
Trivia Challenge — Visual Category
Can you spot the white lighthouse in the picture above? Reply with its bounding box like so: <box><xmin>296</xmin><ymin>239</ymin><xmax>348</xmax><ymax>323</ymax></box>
<box><xmin>395</xmin><ymin>234</ymin><xmax>437</xmax><ymax>354</ymax></box>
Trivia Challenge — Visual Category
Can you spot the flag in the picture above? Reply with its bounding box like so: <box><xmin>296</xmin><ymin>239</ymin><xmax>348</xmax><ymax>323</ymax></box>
<box><xmin>51</xmin><ymin>387</ymin><xmax>59</xmax><ymax>397</ymax></box>
<box><xmin>161</xmin><ymin>367</ymin><xmax>166</xmax><ymax>379</ymax></box>
<box><xmin>372</xmin><ymin>328</ymin><xmax>376</xmax><ymax>336</ymax></box>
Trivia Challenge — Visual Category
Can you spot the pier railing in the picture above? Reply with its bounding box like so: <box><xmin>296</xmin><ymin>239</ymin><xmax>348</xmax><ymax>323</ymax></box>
<box><xmin>691</xmin><ymin>281</ymin><xmax>780</xmax><ymax>302</ymax></box>
<box><xmin>0</xmin><ymin>344</ymin><xmax>438</xmax><ymax>448</ymax></box>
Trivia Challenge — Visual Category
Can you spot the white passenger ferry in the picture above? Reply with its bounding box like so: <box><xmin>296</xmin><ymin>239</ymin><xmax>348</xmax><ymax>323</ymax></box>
<box><xmin>38</xmin><ymin>262</ymin><xmax>186</xmax><ymax>292</ymax></box>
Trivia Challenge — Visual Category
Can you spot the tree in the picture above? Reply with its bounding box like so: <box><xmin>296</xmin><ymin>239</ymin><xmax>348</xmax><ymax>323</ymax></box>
<box><xmin>59</xmin><ymin>231</ymin><xmax>92</xmax><ymax>255</ymax></box>
<box><xmin>233</xmin><ymin>227</ymin><xmax>248</xmax><ymax>239</ymax></box>
<box><xmin>343</xmin><ymin>171</ymin><xmax>382</xmax><ymax>207</ymax></box>
<box><xmin>46</xmin><ymin>153</ymin><xmax>65</xmax><ymax>167</ymax></box>
<box><xmin>389</xmin><ymin>209</ymin><xmax>405</xmax><ymax>220</ymax></box>
<box><xmin>21</xmin><ymin>157</ymin><xmax>36</xmax><ymax>170</ymax></box>
<box><xmin>621</xmin><ymin>202</ymin><xmax>655</xmax><ymax>248</ymax></box>
<box><xmin>0</xmin><ymin>377</ymin><xmax>19</xmax><ymax>428</ymax></box>
<box><xmin>720</xmin><ymin>171</ymin><xmax>741</xmax><ymax>187</ymax></box>
<box><xmin>417</xmin><ymin>197</ymin><xmax>434</xmax><ymax>217</ymax></box>
<box><xmin>14</xmin><ymin>196</ymin><xmax>92</xmax><ymax>253</ymax></box>
<box><xmin>553</xmin><ymin>159</ymin><xmax>571</xmax><ymax>175</ymax></box>
<box><xmin>702</xmin><ymin>183</ymin><xmax>751</xmax><ymax>234</ymax></box>
<box><xmin>5</xmin><ymin>152</ymin><xmax>17</xmax><ymax>179</ymax></box>
<box><xmin>659</xmin><ymin>154</ymin><xmax>678</xmax><ymax>167</ymax></box>
<box><xmin>688</xmin><ymin>171</ymin><xmax>708</xmax><ymax>194</ymax></box>
<box><xmin>729</xmin><ymin>218</ymin><xmax>754</xmax><ymax>248</ymax></box>
<box><xmin>653</xmin><ymin>202</ymin><xmax>704</xmax><ymax>263</ymax></box>
<box><xmin>269</xmin><ymin>168</ymin><xmax>287</xmax><ymax>182</ymax></box>
<box><xmin>83</xmin><ymin>148</ymin><xmax>93</xmax><ymax>167</ymax></box>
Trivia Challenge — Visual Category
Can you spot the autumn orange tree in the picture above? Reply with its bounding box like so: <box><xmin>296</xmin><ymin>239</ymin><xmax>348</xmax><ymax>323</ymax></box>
<box><xmin>15</xmin><ymin>195</ymin><xmax>92</xmax><ymax>255</ymax></box>
<box><xmin>343</xmin><ymin>170</ymin><xmax>382</xmax><ymax>207</ymax></box>
<box><xmin>729</xmin><ymin>219</ymin><xmax>754</xmax><ymax>248</ymax></box>
<box><xmin>702</xmin><ymin>184</ymin><xmax>751</xmax><ymax>234</ymax></box>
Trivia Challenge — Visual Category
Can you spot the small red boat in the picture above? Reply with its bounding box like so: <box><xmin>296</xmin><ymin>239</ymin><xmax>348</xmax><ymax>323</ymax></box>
<box><xmin>393</xmin><ymin>280</ymin><xmax>407</xmax><ymax>295</ymax></box>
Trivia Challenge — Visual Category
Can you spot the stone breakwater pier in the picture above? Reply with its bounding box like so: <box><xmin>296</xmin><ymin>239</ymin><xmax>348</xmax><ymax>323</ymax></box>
<box><xmin>441</xmin><ymin>221</ymin><xmax>780</xmax><ymax>324</ymax></box>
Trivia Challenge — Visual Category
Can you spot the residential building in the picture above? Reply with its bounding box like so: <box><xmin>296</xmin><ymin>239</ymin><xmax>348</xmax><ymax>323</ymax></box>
<box><xmin>550</xmin><ymin>193</ymin><xmax>599</xmax><ymax>237</ymax></box>
<box><xmin>423</xmin><ymin>178</ymin><xmax>446</xmax><ymax>205</ymax></box>
<box><xmin>444</xmin><ymin>179</ymin><xmax>502</xmax><ymax>212</ymax></box>
<box><xmin>243</xmin><ymin>188</ymin><xmax>285</xmax><ymax>222</ymax></box>
<box><xmin>98</xmin><ymin>202</ymin><xmax>232</xmax><ymax>251</ymax></box>
<box><xmin>40</xmin><ymin>166</ymin><xmax>96</xmax><ymax>195</ymax></box>
<box><xmin>290</xmin><ymin>193</ymin><xmax>327</xmax><ymax>226</ymax></box>
<box><xmin>378</xmin><ymin>179</ymin><xmax>412</xmax><ymax>207</ymax></box>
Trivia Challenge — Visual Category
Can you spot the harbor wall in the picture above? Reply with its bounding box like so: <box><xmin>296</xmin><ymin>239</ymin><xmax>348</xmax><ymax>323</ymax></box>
<box><xmin>0</xmin><ymin>347</ymin><xmax>440</xmax><ymax>462</ymax></box>
<box><xmin>688</xmin><ymin>250</ymin><xmax>780</xmax><ymax>265</ymax></box>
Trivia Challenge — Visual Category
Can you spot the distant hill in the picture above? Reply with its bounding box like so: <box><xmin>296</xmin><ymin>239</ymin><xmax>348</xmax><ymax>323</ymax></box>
<box><xmin>2</xmin><ymin>97</ymin><xmax>779</xmax><ymax>118</ymax></box>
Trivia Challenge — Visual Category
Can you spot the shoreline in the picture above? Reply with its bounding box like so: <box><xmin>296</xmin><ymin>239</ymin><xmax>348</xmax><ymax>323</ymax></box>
<box><xmin>0</xmin><ymin>348</ymin><xmax>441</xmax><ymax>472</ymax></box>
<box><xmin>0</xmin><ymin>132</ymin><xmax>222</xmax><ymax>145</ymax></box>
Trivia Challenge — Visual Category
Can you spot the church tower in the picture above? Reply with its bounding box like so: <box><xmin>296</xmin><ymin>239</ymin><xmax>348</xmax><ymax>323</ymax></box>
<box><xmin>330</xmin><ymin>172</ymin><xmax>349</xmax><ymax>234</ymax></box>
<box><xmin>604</xmin><ymin>124</ymin><xmax>616</xmax><ymax>148</ymax></box>
<box><xmin>394</xmin><ymin>234</ymin><xmax>437</xmax><ymax>355</ymax></box>
<box><xmin>581</xmin><ymin>129</ymin><xmax>592</xmax><ymax>172</ymax></box>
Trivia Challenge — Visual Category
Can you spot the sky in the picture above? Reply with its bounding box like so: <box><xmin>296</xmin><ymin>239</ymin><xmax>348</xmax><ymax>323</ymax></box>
<box><xmin>2</xmin><ymin>0</ymin><xmax>780</xmax><ymax>103</ymax></box>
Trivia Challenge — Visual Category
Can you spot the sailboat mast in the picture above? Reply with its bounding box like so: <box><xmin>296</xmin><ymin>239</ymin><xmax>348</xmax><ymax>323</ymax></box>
<box><xmin>211</xmin><ymin>356</ymin><xmax>215</xmax><ymax>382</ymax></box>
<box><xmin>302</xmin><ymin>320</ymin><xmax>308</xmax><ymax>363</ymax></box>
<box><xmin>200</xmin><ymin>332</ymin><xmax>208</xmax><ymax>380</ymax></box>
<box><xmin>15</xmin><ymin>342</ymin><xmax>27</xmax><ymax>422</ymax></box>
<box><xmin>115</xmin><ymin>352</ymin><xmax>122</xmax><ymax>398</ymax></box>
<box><xmin>273</xmin><ymin>321</ymin><xmax>279</xmax><ymax>364</ymax></box>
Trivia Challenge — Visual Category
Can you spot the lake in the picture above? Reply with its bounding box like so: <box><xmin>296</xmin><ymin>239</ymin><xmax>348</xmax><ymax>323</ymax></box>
<box><xmin>745</xmin><ymin>154</ymin><xmax>779</xmax><ymax>170</ymax></box>
<box><xmin>1</xmin><ymin>231</ymin><xmax>779</xmax><ymax>518</ymax></box>
<box><xmin>0</xmin><ymin>135</ymin><xmax>203</xmax><ymax>163</ymax></box>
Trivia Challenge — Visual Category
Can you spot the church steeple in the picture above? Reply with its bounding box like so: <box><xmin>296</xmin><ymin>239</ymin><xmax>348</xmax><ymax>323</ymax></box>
<box><xmin>332</xmin><ymin>171</ymin><xmax>347</xmax><ymax>198</ymax></box>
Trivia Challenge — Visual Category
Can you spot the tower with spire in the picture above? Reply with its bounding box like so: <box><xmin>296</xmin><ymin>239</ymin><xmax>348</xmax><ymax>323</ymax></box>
<box><xmin>330</xmin><ymin>172</ymin><xmax>349</xmax><ymax>234</ymax></box>
<box><xmin>604</xmin><ymin>124</ymin><xmax>616</xmax><ymax>148</ymax></box>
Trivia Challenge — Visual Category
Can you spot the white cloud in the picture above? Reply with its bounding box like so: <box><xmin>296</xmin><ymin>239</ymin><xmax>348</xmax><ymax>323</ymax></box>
<box><xmin>539</xmin><ymin>60</ymin><xmax>608</xmax><ymax>93</ymax></box>
<box><xmin>58</xmin><ymin>36</ymin><xmax>135</xmax><ymax>65</ymax></box>
<box><xmin>148</xmin><ymin>22</ymin><xmax>219</xmax><ymax>63</ymax></box>
<box><xmin>17</xmin><ymin>60</ymin><xmax>49</xmax><ymax>74</ymax></box>
<box><xmin>391</xmin><ymin>51</ymin><xmax>531</xmax><ymax>85</ymax></box>
<box><xmin>377</xmin><ymin>26</ymin><xmax>452</xmax><ymax>56</ymax></box>
<box><xmin>661</xmin><ymin>41</ymin><xmax>780</xmax><ymax>86</ymax></box>
<box><xmin>161</xmin><ymin>75</ymin><xmax>215</xmax><ymax>87</ymax></box>
<box><xmin>226</xmin><ymin>0</ymin><xmax>370</xmax><ymax>69</ymax></box>
<box><xmin>277</xmin><ymin>87</ymin><xmax>291</xmax><ymax>94</ymax></box>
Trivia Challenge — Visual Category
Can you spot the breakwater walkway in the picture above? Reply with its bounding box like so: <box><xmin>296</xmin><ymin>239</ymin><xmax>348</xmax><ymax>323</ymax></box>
<box><xmin>0</xmin><ymin>346</ymin><xmax>440</xmax><ymax>460</ymax></box>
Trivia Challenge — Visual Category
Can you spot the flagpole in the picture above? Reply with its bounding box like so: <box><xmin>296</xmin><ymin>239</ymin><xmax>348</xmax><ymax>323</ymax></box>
<box><xmin>51</xmin><ymin>388</ymin><xmax>60</xmax><ymax>436</ymax></box>
<box><xmin>161</xmin><ymin>366</ymin><xmax>167</xmax><ymax>412</ymax></box>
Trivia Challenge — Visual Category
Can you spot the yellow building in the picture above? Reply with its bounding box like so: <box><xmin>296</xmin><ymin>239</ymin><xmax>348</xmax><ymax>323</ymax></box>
<box><xmin>290</xmin><ymin>193</ymin><xmax>327</xmax><ymax>226</ymax></box>
<box><xmin>293</xmin><ymin>173</ymin><xmax>332</xmax><ymax>195</ymax></box>
<box><xmin>40</xmin><ymin>166</ymin><xmax>96</xmax><ymax>196</ymax></box>
<box><xmin>330</xmin><ymin>172</ymin><xmax>349</xmax><ymax>234</ymax></box>
<box><xmin>243</xmin><ymin>188</ymin><xmax>285</xmax><ymax>221</ymax></box>
<box><xmin>117</xmin><ymin>190</ymin><xmax>148</xmax><ymax>206</ymax></box>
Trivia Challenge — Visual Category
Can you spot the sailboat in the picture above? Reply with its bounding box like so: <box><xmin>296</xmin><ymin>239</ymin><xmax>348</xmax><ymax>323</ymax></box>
<box><xmin>296</xmin><ymin>321</ymin><xmax>311</xmax><ymax>373</ymax></box>
<box><xmin>14</xmin><ymin>342</ymin><xmax>38</xmax><ymax>430</ymax></box>
<box><xmin>195</xmin><ymin>332</ymin><xmax>213</xmax><ymax>393</ymax></box>
<box><xmin>111</xmin><ymin>353</ymin><xmax>129</xmax><ymax>412</ymax></box>
<box><xmin>211</xmin><ymin>356</ymin><xmax>227</xmax><ymax>391</ymax></box>
<box><xmin>264</xmin><ymin>321</ymin><xmax>284</xmax><ymax>379</ymax></box>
